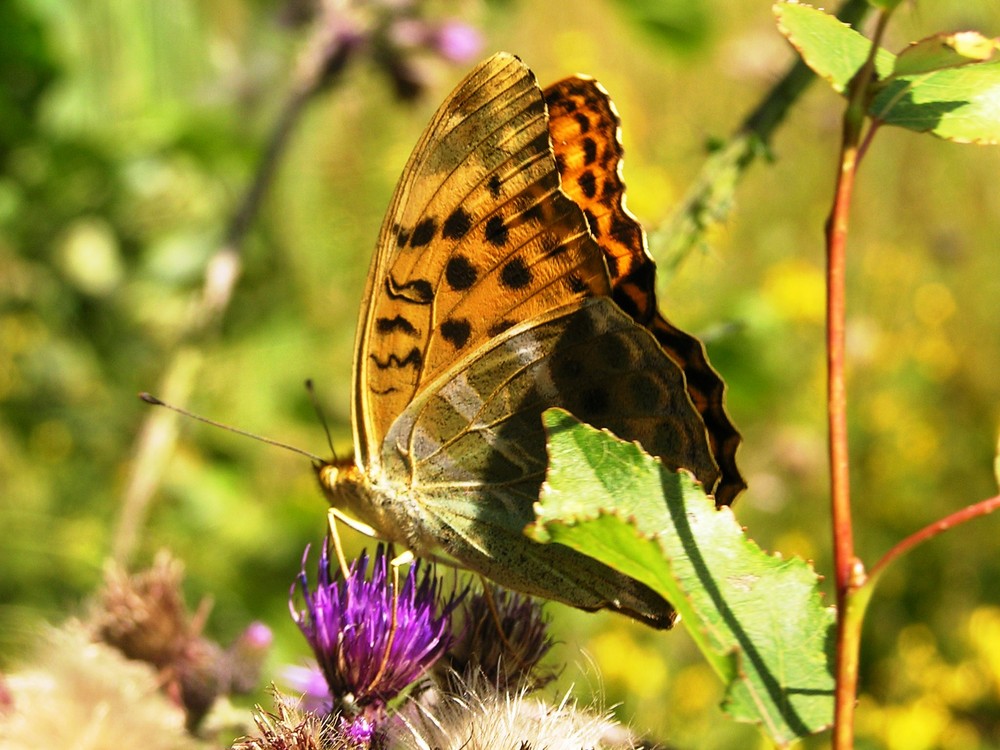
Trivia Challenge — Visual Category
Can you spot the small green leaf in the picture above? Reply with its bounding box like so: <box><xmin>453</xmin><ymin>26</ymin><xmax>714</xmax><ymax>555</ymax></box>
<box><xmin>775</xmin><ymin>2</ymin><xmax>1000</xmax><ymax>144</ymax></box>
<box><xmin>532</xmin><ymin>409</ymin><xmax>835</xmax><ymax>747</ymax></box>
<box><xmin>893</xmin><ymin>32</ymin><xmax>999</xmax><ymax>77</ymax></box>
<box><xmin>872</xmin><ymin>60</ymin><xmax>1000</xmax><ymax>144</ymax></box>
<box><xmin>774</xmin><ymin>2</ymin><xmax>894</xmax><ymax>94</ymax></box>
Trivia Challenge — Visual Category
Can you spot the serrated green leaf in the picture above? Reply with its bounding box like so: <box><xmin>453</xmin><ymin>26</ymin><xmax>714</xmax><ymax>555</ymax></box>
<box><xmin>872</xmin><ymin>60</ymin><xmax>1000</xmax><ymax>144</ymax></box>
<box><xmin>774</xmin><ymin>2</ymin><xmax>895</xmax><ymax>94</ymax></box>
<box><xmin>775</xmin><ymin>3</ymin><xmax>1000</xmax><ymax>143</ymax></box>
<box><xmin>532</xmin><ymin>409</ymin><xmax>835</xmax><ymax>746</ymax></box>
<box><xmin>893</xmin><ymin>32</ymin><xmax>999</xmax><ymax>77</ymax></box>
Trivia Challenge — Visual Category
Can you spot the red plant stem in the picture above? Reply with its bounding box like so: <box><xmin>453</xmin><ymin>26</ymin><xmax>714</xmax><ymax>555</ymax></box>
<box><xmin>827</xmin><ymin>131</ymin><xmax>859</xmax><ymax>750</ymax></box>
<box><xmin>828</xmin><ymin>12</ymin><xmax>893</xmax><ymax>749</ymax></box>
<box><xmin>868</xmin><ymin>494</ymin><xmax>1000</xmax><ymax>583</ymax></box>
<box><xmin>827</xmin><ymin>147</ymin><xmax>857</xmax><ymax>595</ymax></box>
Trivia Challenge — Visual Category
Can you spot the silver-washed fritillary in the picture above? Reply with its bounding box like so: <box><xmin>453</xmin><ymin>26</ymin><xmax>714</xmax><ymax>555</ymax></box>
<box><xmin>318</xmin><ymin>53</ymin><xmax>742</xmax><ymax>628</ymax></box>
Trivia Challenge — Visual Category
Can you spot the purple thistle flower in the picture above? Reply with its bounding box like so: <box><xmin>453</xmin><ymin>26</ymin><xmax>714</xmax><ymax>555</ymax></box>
<box><xmin>444</xmin><ymin>586</ymin><xmax>554</xmax><ymax>691</ymax></box>
<box><xmin>290</xmin><ymin>542</ymin><xmax>459</xmax><ymax>721</ymax></box>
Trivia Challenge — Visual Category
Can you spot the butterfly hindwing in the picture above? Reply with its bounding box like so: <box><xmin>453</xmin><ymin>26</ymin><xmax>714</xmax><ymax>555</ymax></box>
<box><xmin>544</xmin><ymin>76</ymin><xmax>745</xmax><ymax>505</ymax></box>
<box><xmin>382</xmin><ymin>296</ymin><xmax>717</xmax><ymax>618</ymax></box>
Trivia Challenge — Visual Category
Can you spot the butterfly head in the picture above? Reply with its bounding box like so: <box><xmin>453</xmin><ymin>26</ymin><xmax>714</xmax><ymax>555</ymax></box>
<box><xmin>315</xmin><ymin>456</ymin><xmax>406</xmax><ymax>545</ymax></box>
<box><xmin>314</xmin><ymin>455</ymin><xmax>360</xmax><ymax>510</ymax></box>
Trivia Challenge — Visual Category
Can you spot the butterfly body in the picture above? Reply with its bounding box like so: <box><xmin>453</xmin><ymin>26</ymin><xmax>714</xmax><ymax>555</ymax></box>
<box><xmin>320</xmin><ymin>53</ymin><xmax>742</xmax><ymax>628</ymax></box>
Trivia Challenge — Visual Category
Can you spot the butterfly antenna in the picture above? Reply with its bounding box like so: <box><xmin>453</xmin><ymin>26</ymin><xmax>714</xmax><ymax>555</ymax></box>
<box><xmin>304</xmin><ymin>379</ymin><xmax>337</xmax><ymax>461</ymax></box>
<box><xmin>138</xmin><ymin>392</ymin><xmax>325</xmax><ymax>463</ymax></box>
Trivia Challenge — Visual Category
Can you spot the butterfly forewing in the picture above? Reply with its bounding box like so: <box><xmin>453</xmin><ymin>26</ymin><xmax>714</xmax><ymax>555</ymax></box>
<box><xmin>544</xmin><ymin>77</ymin><xmax>746</xmax><ymax>505</ymax></box>
<box><xmin>359</xmin><ymin>55</ymin><xmax>611</xmax><ymax>466</ymax></box>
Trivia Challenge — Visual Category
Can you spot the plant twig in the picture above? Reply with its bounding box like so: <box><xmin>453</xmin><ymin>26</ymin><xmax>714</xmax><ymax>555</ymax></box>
<box><xmin>867</xmin><ymin>493</ymin><xmax>1000</xmax><ymax>584</ymax></box>
<box><xmin>826</xmin><ymin>9</ymin><xmax>894</xmax><ymax>750</ymax></box>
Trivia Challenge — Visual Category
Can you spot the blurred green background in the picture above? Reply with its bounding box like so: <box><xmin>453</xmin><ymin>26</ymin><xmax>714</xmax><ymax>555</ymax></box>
<box><xmin>2</xmin><ymin>0</ymin><xmax>999</xmax><ymax>747</ymax></box>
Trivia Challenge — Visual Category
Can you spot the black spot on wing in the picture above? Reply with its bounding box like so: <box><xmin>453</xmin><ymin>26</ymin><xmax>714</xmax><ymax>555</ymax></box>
<box><xmin>488</xmin><ymin>174</ymin><xmax>502</xmax><ymax>198</ymax></box>
<box><xmin>370</xmin><ymin>347</ymin><xmax>423</xmax><ymax>370</ymax></box>
<box><xmin>567</xmin><ymin>273</ymin><xmax>588</xmax><ymax>294</ymax></box>
<box><xmin>612</xmin><ymin>286</ymin><xmax>642</xmax><ymax>320</ymax></box>
<box><xmin>524</xmin><ymin>202</ymin><xmax>546</xmax><ymax>223</ymax></box>
<box><xmin>610</xmin><ymin>216</ymin><xmax>643</xmax><ymax>248</ymax></box>
<box><xmin>386</xmin><ymin>276</ymin><xmax>434</xmax><ymax>305</ymax></box>
<box><xmin>579</xmin><ymin>386</ymin><xmax>609</xmax><ymax>416</ymax></box>
<box><xmin>583</xmin><ymin>137</ymin><xmax>598</xmax><ymax>165</ymax></box>
<box><xmin>555</xmin><ymin>356</ymin><xmax>583</xmax><ymax>380</ymax></box>
<box><xmin>578</xmin><ymin>170</ymin><xmax>597</xmax><ymax>199</ymax></box>
<box><xmin>442</xmin><ymin>208</ymin><xmax>472</xmax><ymax>240</ymax></box>
<box><xmin>540</xmin><ymin>234</ymin><xmax>568</xmax><ymax>259</ymax></box>
<box><xmin>485</xmin><ymin>216</ymin><xmax>509</xmax><ymax>247</ymax></box>
<box><xmin>602</xmin><ymin>178</ymin><xmax>617</xmax><ymax>201</ymax></box>
<box><xmin>441</xmin><ymin>318</ymin><xmax>472</xmax><ymax>349</ymax></box>
<box><xmin>574</xmin><ymin>112</ymin><xmax>591</xmax><ymax>133</ymax></box>
<box><xmin>500</xmin><ymin>257</ymin><xmax>532</xmax><ymax>290</ymax></box>
<box><xmin>445</xmin><ymin>254</ymin><xmax>477</xmax><ymax>291</ymax></box>
<box><xmin>410</xmin><ymin>217</ymin><xmax>437</xmax><ymax>247</ymax></box>
<box><xmin>630</xmin><ymin>372</ymin><xmax>665</xmax><ymax>411</ymax></box>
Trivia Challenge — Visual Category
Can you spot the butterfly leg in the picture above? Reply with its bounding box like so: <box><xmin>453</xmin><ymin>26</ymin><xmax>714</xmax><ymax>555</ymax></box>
<box><xmin>327</xmin><ymin>507</ymin><xmax>384</xmax><ymax>577</ymax></box>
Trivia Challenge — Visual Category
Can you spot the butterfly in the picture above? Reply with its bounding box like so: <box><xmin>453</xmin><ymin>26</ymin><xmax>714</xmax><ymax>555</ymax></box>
<box><xmin>318</xmin><ymin>52</ymin><xmax>743</xmax><ymax>628</ymax></box>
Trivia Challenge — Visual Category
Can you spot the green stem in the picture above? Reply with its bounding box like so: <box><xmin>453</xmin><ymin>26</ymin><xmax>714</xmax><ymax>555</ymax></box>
<box><xmin>653</xmin><ymin>0</ymin><xmax>871</xmax><ymax>269</ymax></box>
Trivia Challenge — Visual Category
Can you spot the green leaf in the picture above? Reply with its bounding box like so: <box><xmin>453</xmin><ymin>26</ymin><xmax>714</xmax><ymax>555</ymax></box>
<box><xmin>893</xmin><ymin>32</ymin><xmax>999</xmax><ymax>77</ymax></box>
<box><xmin>531</xmin><ymin>409</ymin><xmax>835</xmax><ymax>747</ymax></box>
<box><xmin>871</xmin><ymin>60</ymin><xmax>1000</xmax><ymax>144</ymax></box>
<box><xmin>774</xmin><ymin>2</ymin><xmax>894</xmax><ymax>94</ymax></box>
<box><xmin>775</xmin><ymin>3</ymin><xmax>1000</xmax><ymax>143</ymax></box>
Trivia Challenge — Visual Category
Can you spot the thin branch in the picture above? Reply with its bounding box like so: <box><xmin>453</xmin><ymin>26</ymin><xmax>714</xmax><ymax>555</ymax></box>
<box><xmin>828</xmin><ymin>10</ymin><xmax>894</xmax><ymax>750</ymax></box>
<box><xmin>867</xmin><ymin>494</ymin><xmax>1000</xmax><ymax>583</ymax></box>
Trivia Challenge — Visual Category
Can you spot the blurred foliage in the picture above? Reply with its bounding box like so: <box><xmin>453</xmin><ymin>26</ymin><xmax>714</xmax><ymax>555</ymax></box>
<box><xmin>1</xmin><ymin>0</ymin><xmax>999</xmax><ymax>747</ymax></box>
